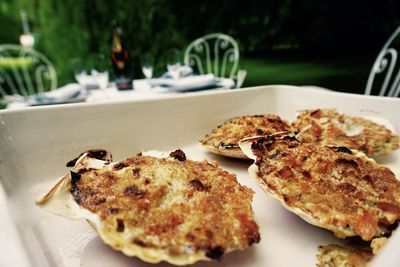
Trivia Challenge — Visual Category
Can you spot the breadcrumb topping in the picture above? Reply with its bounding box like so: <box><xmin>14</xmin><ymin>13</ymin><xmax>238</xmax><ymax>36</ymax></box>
<box><xmin>70</xmin><ymin>150</ymin><xmax>260</xmax><ymax>262</ymax></box>
<box><xmin>250</xmin><ymin>135</ymin><xmax>400</xmax><ymax>241</ymax></box>
<box><xmin>292</xmin><ymin>109</ymin><xmax>399</xmax><ymax>156</ymax></box>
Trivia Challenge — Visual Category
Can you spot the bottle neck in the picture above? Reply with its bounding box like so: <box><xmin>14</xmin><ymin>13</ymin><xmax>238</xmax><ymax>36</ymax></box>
<box><xmin>112</xmin><ymin>31</ymin><xmax>122</xmax><ymax>52</ymax></box>
<box><xmin>111</xmin><ymin>31</ymin><xmax>128</xmax><ymax>70</ymax></box>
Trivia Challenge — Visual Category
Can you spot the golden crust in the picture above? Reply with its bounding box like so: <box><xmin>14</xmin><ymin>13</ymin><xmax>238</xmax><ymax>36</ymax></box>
<box><xmin>200</xmin><ymin>114</ymin><xmax>293</xmax><ymax>158</ymax></box>
<box><xmin>292</xmin><ymin>109</ymin><xmax>399</xmax><ymax>157</ymax></box>
<box><xmin>241</xmin><ymin>134</ymin><xmax>400</xmax><ymax>241</ymax></box>
<box><xmin>316</xmin><ymin>244</ymin><xmax>373</xmax><ymax>267</ymax></box>
<box><xmin>370</xmin><ymin>236</ymin><xmax>388</xmax><ymax>255</ymax></box>
<box><xmin>38</xmin><ymin>149</ymin><xmax>260</xmax><ymax>265</ymax></box>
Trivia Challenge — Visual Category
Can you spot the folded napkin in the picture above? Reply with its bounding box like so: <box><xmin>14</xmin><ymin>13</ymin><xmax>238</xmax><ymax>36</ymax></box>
<box><xmin>150</xmin><ymin>74</ymin><xmax>219</xmax><ymax>91</ymax></box>
<box><xmin>218</xmin><ymin>78</ymin><xmax>235</xmax><ymax>89</ymax></box>
<box><xmin>33</xmin><ymin>83</ymin><xmax>83</xmax><ymax>104</ymax></box>
<box><xmin>6</xmin><ymin>83</ymin><xmax>85</xmax><ymax>109</ymax></box>
<box><xmin>162</xmin><ymin>65</ymin><xmax>193</xmax><ymax>79</ymax></box>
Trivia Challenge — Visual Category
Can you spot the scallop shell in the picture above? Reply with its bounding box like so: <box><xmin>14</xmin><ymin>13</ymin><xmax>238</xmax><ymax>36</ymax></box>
<box><xmin>238</xmin><ymin>133</ymin><xmax>400</xmax><ymax>241</ymax></box>
<box><xmin>36</xmin><ymin>152</ymin><xmax>207</xmax><ymax>265</ymax></box>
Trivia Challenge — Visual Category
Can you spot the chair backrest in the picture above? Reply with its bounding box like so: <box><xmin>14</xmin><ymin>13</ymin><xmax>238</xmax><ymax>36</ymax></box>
<box><xmin>183</xmin><ymin>33</ymin><xmax>239</xmax><ymax>79</ymax></box>
<box><xmin>365</xmin><ymin>26</ymin><xmax>400</xmax><ymax>97</ymax></box>
<box><xmin>0</xmin><ymin>44</ymin><xmax>57</xmax><ymax>99</ymax></box>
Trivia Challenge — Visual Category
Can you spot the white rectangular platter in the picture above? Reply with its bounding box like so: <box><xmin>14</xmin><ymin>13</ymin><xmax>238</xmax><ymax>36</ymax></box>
<box><xmin>0</xmin><ymin>85</ymin><xmax>399</xmax><ymax>267</ymax></box>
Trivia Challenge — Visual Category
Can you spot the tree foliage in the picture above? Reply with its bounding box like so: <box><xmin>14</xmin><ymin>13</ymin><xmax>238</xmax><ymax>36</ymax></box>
<box><xmin>1</xmin><ymin>0</ymin><xmax>399</xmax><ymax>85</ymax></box>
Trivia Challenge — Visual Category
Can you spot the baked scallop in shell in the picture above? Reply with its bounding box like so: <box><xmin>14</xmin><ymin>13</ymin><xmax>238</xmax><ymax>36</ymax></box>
<box><xmin>316</xmin><ymin>244</ymin><xmax>373</xmax><ymax>267</ymax></box>
<box><xmin>199</xmin><ymin>114</ymin><xmax>293</xmax><ymax>159</ymax></box>
<box><xmin>239</xmin><ymin>134</ymin><xmax>400</xmax><ymax>241</ymax></box>
<box><xmin>36</xmin><ymin>149</ymin><xmax>260</xmax><ymax>265</ymax></box>
<box><xmin>292</xmin><ymin>109</ymin><xmax>399</xmax><ymax>157</ymax></box>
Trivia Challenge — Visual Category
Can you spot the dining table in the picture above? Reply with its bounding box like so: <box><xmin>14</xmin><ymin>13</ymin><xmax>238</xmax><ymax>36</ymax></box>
<box><xmin>4</xmin><ymin>75</ymin><xmax>234</xmax><ymax>109</ymax></box>
<box><xmin>86</xmin><ymin>79</ymin><xmax>229</xmax><ymax>103</ymax></box>
<box><xmin>2</xmin><ymin>74</ymin><xmax>235</xmax><ymax>109</ymax></box>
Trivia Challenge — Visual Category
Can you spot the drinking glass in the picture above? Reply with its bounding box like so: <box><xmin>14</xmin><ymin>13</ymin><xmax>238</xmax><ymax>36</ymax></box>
<box><xmin>166</xmin><ymin>49</ymin><xmax>182</xmax><ymax>79</ymax></box>
<box><xmin>141</xmin><ymin>53</ymin><xmax>154</xmax><ymax>80</ymax></box>
<box><xmin>142</xmin><ymin>66</ymin><xmax>153</xmax><ymax>80</ymax></box>
<box><xmin>167</xmin><ymin>63</ymin><xmax>181</xmax><ymax>79</ymax></box>
<box><xmin>71</xmin><ymin>58</ymin><xmax>88</xmax><ymax>85</ymax></box>
<box><xmin>92</xmin><ymin>70</ymin><xmax>109</xmax><ymax>90</ymax></box>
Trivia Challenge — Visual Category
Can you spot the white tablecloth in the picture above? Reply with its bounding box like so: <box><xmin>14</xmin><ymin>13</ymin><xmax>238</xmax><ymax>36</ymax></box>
<box><xmin>86</xmin><ymin>82</ymin><xmax>175</xmax><ymax>103</ymax></box>
<box><xmin>5</xmin><ymin>79</ymin><xmax>231</xmax><ymax>109</ymax></box>
<box><xmin>86</xmin><ymin>79</ymin><xmax>228</xmax><ymax>103</ymax></box>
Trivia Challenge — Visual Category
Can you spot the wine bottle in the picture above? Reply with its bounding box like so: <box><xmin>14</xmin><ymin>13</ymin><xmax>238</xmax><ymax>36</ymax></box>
<box><xmin>111</xmin><ymin>27</ymin><xmax>133</xmax><ymax>90</ymax></box>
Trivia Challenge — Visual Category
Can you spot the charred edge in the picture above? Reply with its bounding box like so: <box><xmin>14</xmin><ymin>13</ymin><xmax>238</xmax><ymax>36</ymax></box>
<box><xmin>189</xmin><ymin>179</ymin><xmax>210</xmax><ymax>191</ymax></box>
<box><xmin>302</xmin><ymin>170</ymin><xmax>311</xmax><ymax>179</ymax></box>
<box><xmin>251</xmin><ymin>142</ymin><xmax>260</xmax><ymax>152</ymax></box>
<box><xmin>86</xmin><ymin>149</ymin><xmax>109</xmax><ymax>160</ymax></box>
<box><xmin>336</xmin><ymin>146</ymin><xmax>353</xmax><ymax>154</ymax></box>
<box><xmin>169</xmin><ymin>149</ymin><xmax>186</xmax><ymax>161</ymax></box>
<box><xmin>136</xmin><ymin>152</ymin><xmax>143</xmax><ymax>156</ymax></box>
<box><xmin>94</xmin><ymin>197</ymin><xmax>106</xmax><ymax>205</ymax></box>
<box><xmin>116</xmin><ymin>219</ymin><xmax>125</xmax><ymax>232</ymax></box>
<box><xmin>251</xmin><ymin>136</ymin><xmax>276</xmax><ymax>151</ymax></box>
<box><xmin>255</xmin><ymin>159</ymin><xmax>263</xmax><ymax>167</ymax></box>
<box><xmin>283</xmin><ymin>135</ymin><xmax>299</xmax><ymax>142</ymax></box>
<box><xmin>220</xmin><ymin>142</ymin><xmax>239</xmax><ymax>149</ymax></box>
<box><xmin>113</xmin><ymin>162</ymin><xmax>127</xmax><ymax>171</ymax></box>
<box><xmin>362</xmin><ymin>175</ymin><xmax>373</xmax><ymax>184</ymax></box>
<box><xmin>256</xmin><ymin>129</ymin><xmax>264</xmax><ymax>135</ymax></box>
<box><xmin>66</xmin><ymin>149</ymin><xmax>109</xmax><ymax>167</ymax></box>
<box><xmin>132</xmin><ymin>168</ymin><xmax>140</xmax><ymax>175</ymax></box>
<box><xmin>124</xmin><ymin>185</ymin><xmax>145</xmax><ymax>197</ymax></box>
<box><xmin>133</xmin><ymin>239</ymin><xmax>147</xmax><ymax>247</ymax></box>
<box><xmin>267</xmin><ymin>117</ymin><xmax>283</xmax><ymax>123</ymax></box>
<box><xmin>70</xmin><ymin>186</ymin><xmax>83</xmax><ymax>205</ymax></box>
<box><xmin>387</xmin><ymin>222</ymin><xmax>399</xmax><ymax>232</ymax></box>
<box><xmin>310</xmin><ymin>109</ymin><xmax>321</xmax><ymax>117</ymax></box>
<box><xmin>268</xmin><ymin>152</ymin><xmax>280</xmax><ymax>160</ymax></box>
<box><xmin>70</xmin><ymin>171</ymin><xmax>81</xmax><ymax>186</ymax></box>
<box><xmin>248</xmin><ymin>231</ymin><xmax>261</xmax><ymax>245</ymax></box>
<box><xmin>337</xmin><ymin>182</ymin><xmax>357</xmax><ymax>193</ymax></box>
<box><xmin>206</xmin><ymin>246</ymin><xmax>225</xmax><ymax>260</ymax></box>
<box><xmin>107</xmin><ymin>207</ymin><xmax>120</xmax><ymax>214</ymax></box>
<box><xmin>336</xmin><ymin>158</ymin><xmax>359</xmax><ymax>168</ymax></box>
<box><xmin>66</xmin><ymin>156</ymin><xmax>81</xmax><ymax>167</ymax></box>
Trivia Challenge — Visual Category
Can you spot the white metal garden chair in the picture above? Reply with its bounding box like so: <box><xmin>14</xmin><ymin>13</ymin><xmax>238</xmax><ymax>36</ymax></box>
<box><xmin>0</xmin><ymin>44</ymin><xmax>57</xmax><ymax>101</ymax></box>
<box><xmin>183</xmin><ymin>33</ymin><xmax>246</xmax><ymax>88</ymax></box>
<box><xmin>365</xmin><ymin>26</ymin><xmax>400</xmax><ymax>97</ymax></box>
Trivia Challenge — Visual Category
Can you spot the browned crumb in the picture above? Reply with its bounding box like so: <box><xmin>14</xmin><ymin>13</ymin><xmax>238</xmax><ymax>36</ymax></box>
<box><xmin>292</xmin><ymin>109</ymin><xmax>399</xmax><ymax>157</ymax></box>
<box><xmin>70</xmin><ymin>150</ymin><xmax>260</xmax><ymax>260</ymax></box>
<box><xmin>316</xmin><ymin>244</ymin><xmax>373</xmax><ymax>267</ymax></box>
<box><xmin>200</xmin><ymin>114</ymin><xmax>293</xmax><ymax>158</ymax></box>
<box><xmin>248</xmin><ymin>135</ymin><xmax>400</xmax><ymax>241</ymax></box>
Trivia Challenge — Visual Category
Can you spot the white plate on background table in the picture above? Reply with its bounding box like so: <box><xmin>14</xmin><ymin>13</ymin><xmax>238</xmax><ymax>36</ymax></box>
<box><xmin>149</xmin><ymin>74</ymin><xmax>234</xmax><ymax>92</ymax></box>
<box><xmin>0</xmin><ymin>85</ymin><xmax>399</xmax><ymax>267</ymax></box>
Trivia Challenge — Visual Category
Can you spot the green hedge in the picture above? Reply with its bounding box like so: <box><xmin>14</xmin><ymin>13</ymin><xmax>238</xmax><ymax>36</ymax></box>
<box><xmin>1</xmin><ymin>0</ymin><xmax>399</xmax><ymax>87</ymax></box>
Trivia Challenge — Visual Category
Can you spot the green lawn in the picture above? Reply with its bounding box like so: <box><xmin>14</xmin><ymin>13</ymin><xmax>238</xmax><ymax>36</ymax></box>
<box><xmin>241</xmin><ymin>55</ymin><xmax>374</xmax><ymax>95</ymax></box>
